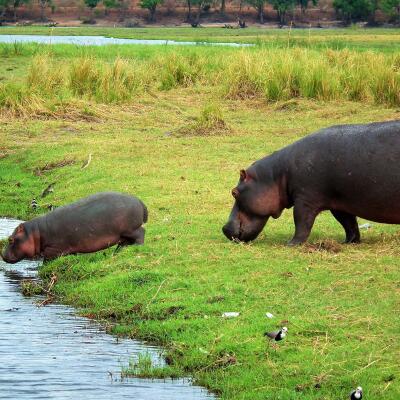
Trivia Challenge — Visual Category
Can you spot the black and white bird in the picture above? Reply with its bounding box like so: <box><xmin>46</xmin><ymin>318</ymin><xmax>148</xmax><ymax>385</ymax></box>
<box><xmin>350</xmin><ymin>387</ymin><xmax>362</xmax><ymax>400</ymax></box>
<box><xmin>30</xmin><ymin>198</ymin><xmax>38</xmax><ymax>210</ymax></box>
<box><xmin>264</xmin><ymin>326</ymin><xmax>288</xmax><ymax>341</ymax></box>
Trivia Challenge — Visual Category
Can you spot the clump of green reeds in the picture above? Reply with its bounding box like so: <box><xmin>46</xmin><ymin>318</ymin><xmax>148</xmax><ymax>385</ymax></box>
<box><xmin>69</xmin><ymin>56</ymin><xmax>100</xmax><ymax>98</ymax></box>
<box><xmin>222</xmin><ymin>51</ymin><xmax>266</xmax><ymax>99</ymax></box>
<box><xmin>69</xmin><ymin>57</ymin><xmax>150</xmax><ymax>102</ymax></box>
<box><xmin>20</xmin><ymin>279</ymin><xmax>45</xmax><ymax>297</ymax></box>
<box><xmin>221</xmin><ymin>48</ymin><xmax>400</xmax><ymax>107</ymax></box>
<box><xmin>25</xmin><ymin>55</ymin><xmax>151</xmax><ymax>104</ymax></box>
<box><xmin>27</xmin><ymin>54</ymin><xmax>66</xmax><ymax>95</ymax></box>
<box><xmin>121</xmin><ymin>352</ymin><xmax>181</xmax><ymax>379</ymax></box>
<box><xmin>177</xmin><ymin>101</ymin><xmax>230</xmax><ymax>136</ymax></box>
<box><xmin>0</xmin><ymin>239</ymin><xmax>7</xmax><ymax>253</ymax></box>
<box><xmin>0</xmin><ymin>42</ymin><xmax>26</xmax><ymax>57</ymax></box>
<box><xmin>0</xmin><ymin>82</ymin><xmax>48</xmax><ymax>117</ymax></box>
<box><xmin>158</xmin><ymin>52</ymin><xmax>209</xmax><ymax>90</ymax></box>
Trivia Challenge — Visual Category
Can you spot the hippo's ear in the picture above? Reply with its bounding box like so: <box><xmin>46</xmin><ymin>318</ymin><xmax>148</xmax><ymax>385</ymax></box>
<box><xmin>240</xmin><ymin>169</ymin><xmax>254</xmax><ymax>182</ymax></box>
<box><xmin>15</xmin><ymin>224</ymin><xmax>25</xmax><ymax>235</ymax></box>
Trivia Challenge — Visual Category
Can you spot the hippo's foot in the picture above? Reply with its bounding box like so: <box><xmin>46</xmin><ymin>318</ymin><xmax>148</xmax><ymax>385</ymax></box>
<box><xmin>343</xmin><ymin>235</ymin><xmax>361</xmax><ymax>244</ymax></box>
<box><xmin>331</xmin><ymin>210</ymin><xmax>360</xmax><ymax>245</ymax></box>
<box><xmin>287</xmin><ymin>238</ymin><xmax>306</xmax><ymax>246</ymax></box>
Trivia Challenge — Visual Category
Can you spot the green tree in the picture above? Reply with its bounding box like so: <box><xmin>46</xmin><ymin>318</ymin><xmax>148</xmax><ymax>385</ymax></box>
<box><xmin>186</xmin><ymin>0</ymin><xmax>192</xmax><ymax>20</ymax></box>
<box><xmin>380</xmin><ymin>0</ymin><xmax>400</xmax><ymax>23</ymax></box>
<box><xmin>103</xmin><ymin>0</ymin><xmax>129</xmax><ymax>20</ymax></box>
<box><xmin>0</xmin><ymin>0</ymin><xmax>10</xmax><ymax>20</ymax></box>
<box><xmin>140</xmin><ymin>0</ymin><xmax>163</xmax><ymax>21</ymax></box>
<box><xmin>268</xmin><ymin>0</ymin><xmax>296</xmax><ymax>24</ymax></box>
<box><xmin>11</xmin><ymin>0</ymin><xmax>30</xmax><ymax>21</ymax></box>
<box><xmin>246</xmin><ymin>0</ymin><xmax>267</xmax><ymax>23</ymax></box>
<box><xmin>192</xmin><ymin>0</ymin><xmax>212</xmax><ymax>23</ymax></box>
<box><xmin>38</xmin><ymin>0</ymin><xmax>53</xmax><ymax>21</ymax></box>
<box><xmin>333</xmin><ymin>0</ymin><xmax>374</xmax><ymax>23</ymax></box>
<box><xmin>297</xmin><ymin>0</ymin><xmax>317</xmax><ymax>16</ymax></box>
<box><xmin>220</xmin><ymin>0</ymin><xmax>226</xmax><ymax>15</ymax></box>
<box><xmin>84</xmin><ymin>0</ymin><xmax>100</xmax><ymax>20</ymax></box>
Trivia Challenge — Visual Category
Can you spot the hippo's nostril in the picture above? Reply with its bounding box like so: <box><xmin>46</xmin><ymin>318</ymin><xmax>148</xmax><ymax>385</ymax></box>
<box><xmin>222</xmin><ymin>225</ymin><xmax>232</xmax><ymax>240</ymax></box>
<box><xmin>222</xmin><ymin>224</ymin><xmax>240</xmax><ymax>241</ymax></box>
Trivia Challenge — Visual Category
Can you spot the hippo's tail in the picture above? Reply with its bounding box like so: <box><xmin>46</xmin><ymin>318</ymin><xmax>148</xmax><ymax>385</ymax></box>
<box><xmin>141</xmin><ymin>201</ymin><xmax>148</xmax><ymax>223</ymax></box>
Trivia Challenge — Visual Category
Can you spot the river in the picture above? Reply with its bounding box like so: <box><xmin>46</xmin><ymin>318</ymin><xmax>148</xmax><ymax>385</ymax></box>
<box><xmin>0</xmin><ymin>33</ymin><xmax>252</xmax><ymax>47</ymax></box>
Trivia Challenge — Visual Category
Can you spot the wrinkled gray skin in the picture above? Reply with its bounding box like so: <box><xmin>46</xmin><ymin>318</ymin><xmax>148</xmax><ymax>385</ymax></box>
<box><xmin>2</xmin><ymin>192</ymin><xmax>148</xmax><ymax>263</ymax></box>
<box><xmin>223</xmin><ymin>120</ymin><xmax>400</xmax><ymax>245</ymax></box>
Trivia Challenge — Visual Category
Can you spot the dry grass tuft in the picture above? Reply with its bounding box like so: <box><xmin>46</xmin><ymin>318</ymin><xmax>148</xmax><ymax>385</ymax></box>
<box><xmin>303</xmin><ymin>239</ymin><xmax>342</xmax><ymax>254</ymax></box>
<box><xmin>34</xmin><ymin>158</ymin><xmax>76</xmax><ymax>175</ymax></box>
<box><xmin>176</xmin><ymin>101</ymin><xmax>231</xmax><ymax>136</ymax></box>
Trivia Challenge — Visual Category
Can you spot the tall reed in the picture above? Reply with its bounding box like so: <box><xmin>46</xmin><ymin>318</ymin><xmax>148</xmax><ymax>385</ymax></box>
<box><xmin>1</xmin><ymin>47</ymin><xmax>399</xmax><ymax>118</ymax></box>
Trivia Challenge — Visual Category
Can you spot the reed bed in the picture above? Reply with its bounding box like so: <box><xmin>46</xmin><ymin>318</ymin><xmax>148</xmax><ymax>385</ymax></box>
<box><xmin>1</xmin><ymin>47</ymin><xmax>399</xmax><ymax>117</ymax></box>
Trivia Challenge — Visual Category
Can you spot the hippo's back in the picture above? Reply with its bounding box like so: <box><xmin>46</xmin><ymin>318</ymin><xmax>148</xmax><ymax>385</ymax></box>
<box><xmin>39</xmin><ymin>192</ymin><xmax>146</xmax><ymax>239</ymax></box>
<box><xmin>287</xmin><ymin>120</ymin><xmax>400</xmax><ymax>223</ymax></box>
<box><xmin>300</xmin><ymin>120</ymin><xmax>400</xmax><ymax>155</ymax></box>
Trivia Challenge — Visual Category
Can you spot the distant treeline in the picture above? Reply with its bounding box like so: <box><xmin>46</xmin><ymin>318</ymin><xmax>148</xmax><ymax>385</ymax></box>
<box><xmin>0</xmin><ymin>0</ymin><xmax>399</xmax><ymax>25</ymax></box>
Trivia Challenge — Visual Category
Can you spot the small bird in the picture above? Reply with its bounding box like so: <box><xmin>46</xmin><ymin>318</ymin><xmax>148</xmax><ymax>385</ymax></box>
<box><xmin>81</xmin><ymin>153</ymin><xmax>92</xmax><ymax>169</ymax></box>
<box><xmin>350</xmin><ymin>387</ymin><xmax>363</xmax><ymax>400</ymax></box>
<box><xmin>264</xmin><ymin>326</ymin><xmax>288</xmax><ymax>341</ymax></box>
<box><xmin>47</xmin><ymin>204</ymin><xmax>56</xmax><ymax>211</ymax></box>
<box><xmin>41</xmin><ymin>183</ymin><xmax>55</xmax><ymax>198</ymax></box>
<box><xmin>30</xmin><ymin>198</ymin><xmax>38</xmax><ymax>210</ymax></box>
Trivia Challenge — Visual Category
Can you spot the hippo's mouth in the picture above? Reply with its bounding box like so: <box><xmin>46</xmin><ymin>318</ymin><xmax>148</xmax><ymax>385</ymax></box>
<box><xmin>236</xmin><ymin>221</ymin><xmax>245</xmax><ymax>241</ymax></box>
<box><xmin>1</xmin><ymin>251</ymin><xmax>19</xmax><ymax>264</ymax></box>
<box><xmin>222</xmin><ymin>216</ymin><xmax>268</xmax><ymax>243</ymax></box>
<box><xmin>236</xmin><ymin>226</ymin><xmax>262</xmax><ymax>242</ymax></box>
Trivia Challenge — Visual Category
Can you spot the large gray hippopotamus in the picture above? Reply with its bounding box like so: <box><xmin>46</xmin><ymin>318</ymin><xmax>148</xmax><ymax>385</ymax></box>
<box><xmin>2</xmin><ymin>192</ymin><xmax>148</xmax><ymax>263</ymax></box>
<box><xmin>222</xmin><ymin>120</ymin><xmax>400</xmax><ymax>245</ymax></box>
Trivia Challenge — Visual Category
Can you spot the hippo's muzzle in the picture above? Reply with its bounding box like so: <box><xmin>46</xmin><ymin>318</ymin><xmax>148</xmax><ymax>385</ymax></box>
<box><xmin>222</xmin><ymin>219</ymin><xmax>241</xmax><ymax>241</ymax></box>
<box><xmin>1</xmin><ymin>250</ymin><xmax>20</xmax><ymax>264</ymax></box>
<box><xmin>222</xmin><ymin>206</ymin><xmax>268</xmax><ymax>242</ymax></box>
<box><xmin>222</xmin><ymin>220</ymin><xmax>267</xmax><ymax>242</ymax></box>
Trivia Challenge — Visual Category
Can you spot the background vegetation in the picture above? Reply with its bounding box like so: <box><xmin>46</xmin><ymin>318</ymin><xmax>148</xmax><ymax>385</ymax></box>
<box><xmin>1</xmin><ymin>0</ymin><xmax>400</xmax><ymax>25</ymax></box>
<box><xmin>0</xmin><ymin>29</ymin><xmax>400</xmax><ymax>399</ymax></box>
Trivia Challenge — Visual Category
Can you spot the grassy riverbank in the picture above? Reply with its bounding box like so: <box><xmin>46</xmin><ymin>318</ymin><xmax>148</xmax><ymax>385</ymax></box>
<box><xmin>1</xmin><ymin>33</ymin><xmax>400</xmax><ymax>399</ymax></box>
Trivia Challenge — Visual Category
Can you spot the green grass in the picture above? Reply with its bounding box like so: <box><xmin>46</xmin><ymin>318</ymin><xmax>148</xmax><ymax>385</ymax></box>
<box><xmin>121</xmin><ymin>352</ymin><xmax>182</xmax><ymax>379</ymax></box>
<box><xmin>0</xmin><ymin>33</ymin><xmax>400</xmax><ymax>399</ymax></box>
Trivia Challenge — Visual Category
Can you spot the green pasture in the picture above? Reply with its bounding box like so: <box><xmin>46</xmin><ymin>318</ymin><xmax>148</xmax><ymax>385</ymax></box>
<box><xmin>0</xmin><ymin>32</ymin><xmax>399</xmax><ymax>399</ymax></box>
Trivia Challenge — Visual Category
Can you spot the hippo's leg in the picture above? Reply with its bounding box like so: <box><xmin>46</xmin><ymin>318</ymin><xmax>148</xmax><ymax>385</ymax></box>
<box><xmin>118</xmin><ymin>227</ymin><xmax>145</xmax><ymax>248</ymax></box>
<box><xmin>330</xmin><ymin>210</ymin><xmax>360</xmax><ymax>243</ymax></box>
<box><xmin>288</xmin><ymin>202</ymin><xmax>319</xmax><ymax>245</ymax></box>
<box><xmin>113</xmin><ymin>227</ymin><xmax>145</xmax><ymax>255</ymax></box>
<box><xmin>124</xmin><ymin>226</ymin><xmax>145</xmax><ymax>245</ymax></box>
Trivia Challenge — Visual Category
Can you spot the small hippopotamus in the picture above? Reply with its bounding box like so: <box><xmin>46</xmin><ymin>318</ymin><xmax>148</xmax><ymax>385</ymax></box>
<box><xmin>2</xmin><ymin>192</ymin><xmax>148</xmax><ymax>263</ymax></box>
<box><xmin>222</xmin><ymin>120</ymin><xmax>400</xmax><ymax>245</ymax></box>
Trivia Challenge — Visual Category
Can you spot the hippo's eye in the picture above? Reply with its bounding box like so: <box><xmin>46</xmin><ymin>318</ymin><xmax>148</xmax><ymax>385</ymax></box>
<box><xmin>8</xmin><ymin>237</ymin><xmax>14</xmax><ymax>244</ymax></box>
<box><xmin>232</xmin><ymin>188</ymin><xmax>240</xmax><ymax>199</ymax></box>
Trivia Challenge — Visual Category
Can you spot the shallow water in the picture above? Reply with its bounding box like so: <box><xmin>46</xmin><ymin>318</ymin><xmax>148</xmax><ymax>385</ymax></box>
<box><xmin>0</xmin><ymin>33</ymin><xmax>252</xmax><ymax>47</ymax></box>
<box><xmin>0</xmin><ymin>218</ymin><xmax>215</xmax><ymax>400</ymax></box>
